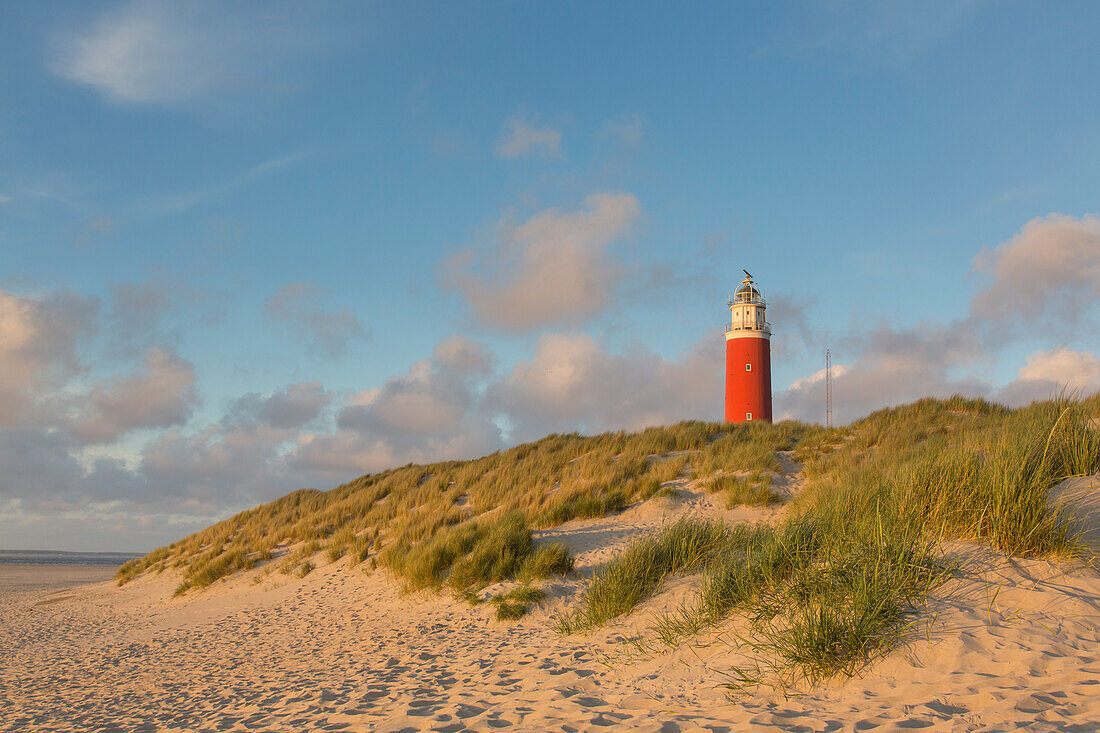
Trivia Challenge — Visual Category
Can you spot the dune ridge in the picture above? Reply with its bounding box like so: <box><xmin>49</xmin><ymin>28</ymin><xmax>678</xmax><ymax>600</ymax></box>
<box><xmin>3</xmin><ymin>395</ymin><xmax>1100</xmax><ymax>731</ymax></box>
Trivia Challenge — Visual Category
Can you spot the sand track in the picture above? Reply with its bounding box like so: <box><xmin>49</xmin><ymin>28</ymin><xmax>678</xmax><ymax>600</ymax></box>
<box><xmin>3</xmin><ymin>462</ymin><xmax>1099</xmax><ymax>732</ymax></box>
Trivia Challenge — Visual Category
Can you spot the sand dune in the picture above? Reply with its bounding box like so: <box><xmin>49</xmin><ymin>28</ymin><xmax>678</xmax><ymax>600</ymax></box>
<box><xmin>1053</xmin><ymin>474</ymin><xmax>1100</xmax><ymax>553</ymax></box>
<box><xmin>3</xmin><ymin>466</ymin><xmax>1099</xmax><ymax>732</ymax></box>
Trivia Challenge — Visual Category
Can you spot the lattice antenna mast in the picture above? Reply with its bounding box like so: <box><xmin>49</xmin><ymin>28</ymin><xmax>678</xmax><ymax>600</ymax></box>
<box><xmin>825</xmin><ymin>348</ymin><xmax>833</xmax><ymax>428</ymax></box>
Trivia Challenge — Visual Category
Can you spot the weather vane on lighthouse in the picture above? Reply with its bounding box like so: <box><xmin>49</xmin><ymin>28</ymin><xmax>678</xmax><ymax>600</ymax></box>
<box><xmin>725</xmin><ymin>269</ymin><xmax>773</xmax><ymax>423</ymax></box>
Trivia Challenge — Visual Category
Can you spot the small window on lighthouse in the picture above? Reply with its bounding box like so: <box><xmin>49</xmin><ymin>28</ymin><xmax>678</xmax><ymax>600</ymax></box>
<box><xmin>746</xmin><ymin>413</ymin><xmax>753</xmax><ymax>421</ymax></box>
<box><xmin>745</xmin><ymin>364</ymin><xmax>752</xmax><ymax>372</ymax></box>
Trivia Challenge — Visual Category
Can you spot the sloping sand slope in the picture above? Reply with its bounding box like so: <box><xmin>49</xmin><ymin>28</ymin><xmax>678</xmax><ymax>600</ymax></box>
<box><xmin>2</xmin><ymin>468</ymin><xmax>1098</xmax><ymax>732</ymax></box>
<box><xmin>1054</xmin><ymin>474</ymin><xmax>1100</xmax><ymax>552</ymax></box>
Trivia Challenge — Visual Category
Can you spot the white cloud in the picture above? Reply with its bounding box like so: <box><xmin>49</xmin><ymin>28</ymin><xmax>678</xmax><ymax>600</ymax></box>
<box><xmin>971</xmin><ymin>213</ymin><xmax>1100</xmax><ymax>331</ymax></box>
<box><xmin>297</xmin><ymin>332</ymin><xmax>722</xmax><ymax>475</ymax></box>
<box><xmin>599</xmin><ymin>113</ymin><xmax>645</xmax><ymax>147</ymax></box>
<box><xmin>488</xmin><ymin>332</ymin><xmax>722</xmax><ymax>441</ymax></box>
<box><xmin>0</xmin><ymin>286</ymin><xmax>291</xmax><ymax>528</ymax></box>
<box><xmin>294</xmin><ymin>337</ymin><xmax>501</xmax><ymax>477</ymax></box>
<box><xmin>287</xmin><ymin>431</ymin><xmax>404</xmax><ymax>478</ymax></box>
<box><xmin>226</xmin><ymin>381</ymin><xmax>331</xmax><ymax>430</ymax></box>
<box><xmin>1018</xmin><ymin>347</ymin><xmax>1100</xmax><ymax>385</ymax></box>
<box><xmin>137</xmin><ymin>421</ymin><xmax>299</xmax><ymax>510</ymax></box>
<box><xmin>105</xmin><ymin>278</ymin><xmax>226</xmax><ymax>355</ymax></box>
<box><xmin>775</xmin><ymin>356</ymin><xmax>987</xmax><ymax>425</ymax></box>
<box><xmin>853</xmin><ymin>319</ymin><xmax>983</xmax><ymax>369</ymax></box>
<box><xmin>772</xmin><ymin>213</ymin><xmax>1100</xmax><ymax>423</ymax></box>
<box><xmin>8</xmin><ymin>211</ymin><xmax>1100</xmax><ymax>549</ymax></box>
<box><xmin>0</xmin><ymin>428</ymin><xmax>89</xmax><ymax>504</ymax></box>
<box><xmin>784</xmin><ymin>363</ymin><xmax>852</xmax><ymax>394</ymax></box>
<box><xmin>51</xmin><ymin>0</ymin><xmax>320</xmax><ymax>106</ymax></box>
<box><xmin>333</xmin><ymin>339</ymin><xmax>496</xmax><ymax>447</ymax></box>
<box><xmin>767</xmin><ymin>295</ymin><xmax>819</xmax><ymax>363</ymax></box>
<box><xmin>56</xmin><ymin>0</ymin><xmax>224</xmax><ymax>103</ymax></box>
<box><xmin>0</xmin><ymin>289</ymin><xmax>97</xmax><ymax>426</ymax></box>
<box><xmin>996</xmin><ymin>348</ymin><xmax>1100</xmax><ymax>406</ymax></box>
<box><xmin>494</xmin><ymin>116</ymin><xmax>563</xmax><ymax>159</ymax></box>
<box><xmin>68</xmin><ymin>348</ymin><xmax>199</xmax><ymax>444</ymax></box>
<box><xmin>265</xmin><ymin>281</ymin><xmax>368</xmax><ymax>358</ymax></box>
<box><xmin>441</xmin><ymin>193</ymin><xmax>641</xmax><ymax>332</ymax></box>
<box><xmin>769</xmin><ymin>1</ymin><xmax>983</xmax><ymax>65</ymax></box>
<box><xmin>775</xmin><ymin>315</ymin><xmax>988</xmax><ymax>424</ymax></box>
<box><xmin>432</xmin><ymin>334</ymin><xmax>495</xmax><ymax>374</ymax></box>
<box><xmin>343</xmin><ymin>360</ymin><xmax>467</xmax><ymax>435</ymax></box>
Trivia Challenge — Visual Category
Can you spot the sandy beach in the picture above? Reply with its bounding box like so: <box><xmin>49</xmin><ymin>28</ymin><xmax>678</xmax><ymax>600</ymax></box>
<box><xmin>6</xmin><ymin>4</ymin><xmax>1100</xmax><ymax>728</ymax></box>
<box><xmin>3</xmin><ymin>466</ymin><xmax>1099</xmax><ymax>732</ymax></box>
<box><xmin>0</xmin><ymin>564</ymin><xmax>116</xmax><ymax>593</ymax></box>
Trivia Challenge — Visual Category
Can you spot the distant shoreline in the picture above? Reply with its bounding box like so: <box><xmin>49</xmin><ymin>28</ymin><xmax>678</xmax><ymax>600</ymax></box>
<box><xmin>0</xmin><ymin>564</ymin><xmax>118</xmax><ymax>593</ymax></box>
<box><xmin>0</xmin><ymin>549</ymin><xmax>140</xmax><ymax>567</ymax></box>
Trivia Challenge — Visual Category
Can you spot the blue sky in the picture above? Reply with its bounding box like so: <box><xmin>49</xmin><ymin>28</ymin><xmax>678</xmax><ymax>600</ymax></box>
<box><xmin>2</xmin><ymin>1</ymin><xmax>1099</xmax><ymax>551</ymax></box>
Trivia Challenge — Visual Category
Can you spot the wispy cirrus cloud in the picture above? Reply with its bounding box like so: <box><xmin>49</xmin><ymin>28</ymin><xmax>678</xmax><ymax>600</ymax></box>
<box><xmin>50</xmin><ymin>0</ymin><xmax>330</xmax><ymax>106</ymax></box>
<box><xmin>133</xmin><ymin>150</ymin><xmax>309</xmax><ymax>219</ymax></box>
<box><xmin>763</xmin><ymin>0</ymin><xmax>985</xmax><ymax>65</ymax></box>
<box><xmin>494</xmin><ymin>115</ymin><xmax>563</xmax><ymax>159</ymax></box>
<box><xmin>599</xmin><ymin>113</ymin><xmax>645</xmax><ymax>148</ymax></box>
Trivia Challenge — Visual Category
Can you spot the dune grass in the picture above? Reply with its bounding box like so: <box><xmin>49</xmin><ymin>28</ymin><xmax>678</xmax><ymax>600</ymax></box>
<box><xmin>554</xmin><ymin>517</ymin><xmax>741</xmax><ymax>632</ymax></box>
<box><xmin>494</xmin><ymin>601</ymin><xmax>529</xmax><ymax>621</ymax></box>
<box><xmin>556</xmin><ymin>393</ymin><xmax>1100</xmax><ymax>688</ymax></box>
<box><xmin>380</xmin><ymin>510</ymin><xmax>576</xmax><ymax>591</ymax></box>
<box><xmin>691</xmin><ymin>421</ymin><xmax>815</xmax><ymax>478</ymax></box>
<box><xmin>118</xmin><ymin>387</ymin><xmax>1098</xmax><ymax>693</ymax></box>
<box><xmin>519</xmin><ymin>542</ymin><xmax>575</xmax><ymax>582</ymax></box>
<box><xmin>706</xmin><ymin>473</ymin><xmax>783</xmax><ymax>508</ymax></box>
<box><xmin>801</xmin><ymin>395</ymin><xmax>1100</xmax><ymax>558</ymax></box>
<box><xmin>120</xmin><ymin>419</ymin><xmax>820</xmax><ymax>595</ymax></box>
<box><xmin>490</xmin><ymin>585</ymin><xmax>548</xmax><ymax>621</ymax></box>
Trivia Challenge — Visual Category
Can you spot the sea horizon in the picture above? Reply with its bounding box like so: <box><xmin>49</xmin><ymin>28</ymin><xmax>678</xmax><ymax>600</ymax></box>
<box><xmin>0</xmin><ymin>549</ymin><xmax>141</xmax><ymax>567</ymax></box>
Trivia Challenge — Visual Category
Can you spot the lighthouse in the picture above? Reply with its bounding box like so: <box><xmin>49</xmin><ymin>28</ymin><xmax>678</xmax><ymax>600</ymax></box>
<box><xmin>725</xmin><ymin>270</ymin><xmax>772</xmax><ymax>423</ymax></box>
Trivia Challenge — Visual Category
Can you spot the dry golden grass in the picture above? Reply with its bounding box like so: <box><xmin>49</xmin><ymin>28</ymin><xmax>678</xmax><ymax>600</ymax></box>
<box><xmin>556</xmin><ymin>392</ymin><xmax>1100</xmax><ymax>688</ymax></box>
<box><xmin>120</xmin><ymin>420</ymin><xmax>822</xmax><ymax>595</ymax></box>
<box><xmin>122</xmin><ymin>392</ymin><xmax>1099</xmax><ymax>614</ymax></box>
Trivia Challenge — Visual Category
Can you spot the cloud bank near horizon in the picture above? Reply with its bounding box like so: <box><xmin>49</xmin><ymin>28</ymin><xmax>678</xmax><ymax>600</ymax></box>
<box><xmin>778</xmin><ymin>213</ymin><xmax>1100</xmax><ymax>422</ymax></box>
<box><xmin>2</xmin><ymin>213</ymin><xmax>1099</xmax><ymax>551</ymax></box>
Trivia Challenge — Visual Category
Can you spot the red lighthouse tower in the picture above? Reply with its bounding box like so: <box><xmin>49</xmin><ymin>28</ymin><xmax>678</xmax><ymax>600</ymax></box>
<box><xmin>724</xmin><ymin>270</ymin><xmax>772</xmax><ymax>423</ymax></box>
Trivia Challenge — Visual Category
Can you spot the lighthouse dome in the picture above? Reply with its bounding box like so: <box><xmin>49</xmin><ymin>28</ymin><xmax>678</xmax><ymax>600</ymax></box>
<box><xmin>733</xmin><ymin>281</ymin><xmax>764</xmax><ymax>305</ymax></box>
